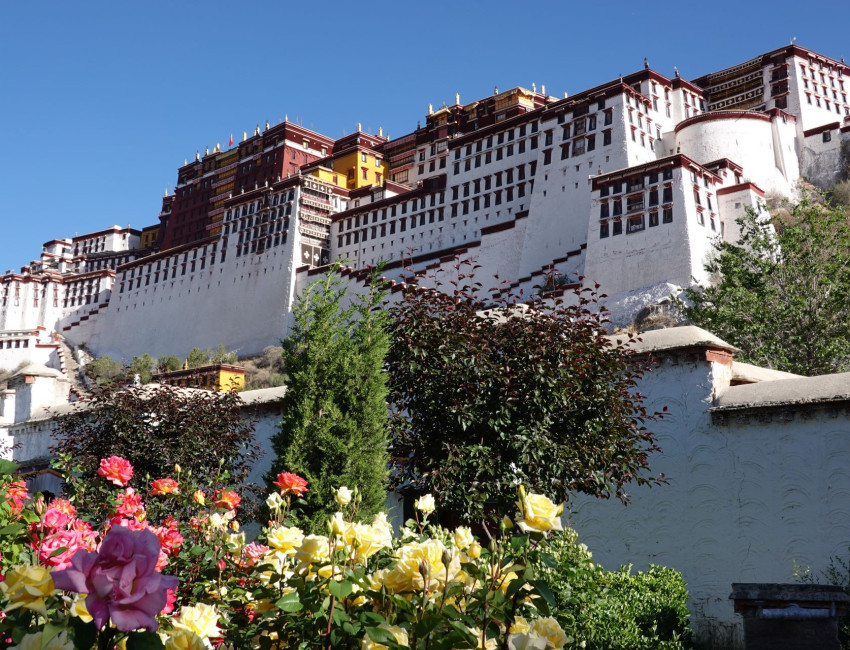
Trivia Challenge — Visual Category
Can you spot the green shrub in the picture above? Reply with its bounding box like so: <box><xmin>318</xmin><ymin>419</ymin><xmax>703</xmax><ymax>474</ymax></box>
<box><xmin>538</xmin><ymin>528</ymin><xmax>692</xmax><ymax>649</ymax></box>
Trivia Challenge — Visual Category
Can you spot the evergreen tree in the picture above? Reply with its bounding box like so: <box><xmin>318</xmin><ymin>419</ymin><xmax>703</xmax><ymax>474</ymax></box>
<box><xmin>266</xmin><ymin>265</ymin><xmax>390</xmax><ymax>531</ymax></box>
<box><xmin>680</xmin><ymin>200</ymin><xmax>850</xmax><ymax>376</ymax></box>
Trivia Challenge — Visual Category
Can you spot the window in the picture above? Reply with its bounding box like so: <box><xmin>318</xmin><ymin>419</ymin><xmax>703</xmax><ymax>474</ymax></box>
<box><xmin>662</xmin><ymin>208</ymin><xmax>673</xmax><ymax>223</ymax></box>
<box><xmin>587</xmin><ymin>135</ymin><xmax>595</xmax><ymax>152</ymax></box>
<box><xmin>649</xmin><ymin>211</ymin><xmax>659</xmax><ymax>227</ymax></box>
<box><xmin>612</xmin><ymin>199</ymin><xmax>622</xmax><ymax>216</ymax></box>
<box><xmin>603</xmin><ymin>130</ymin><xmax>612</xmax><ymax>146</ymax></box>
<box><xmin>362</xmin><ymin>168</ymin><xmax>368</xmax><ymax>180</ymax></box>
<box><xmin>600</xmin><ymin>202</ymin><xmax>609</xmax><ymax>218</ymax></box>
<box><xmin>543</xmin><ymin>149</ymin><xmax>552</xmax><ymax>165</ymax></box>
<box><xmin>649</xmin><ymin>189</ymin><xmax>659</xmax><ymax>206</ymax></box>
<box><xmin>612</xmin><ymin>220</ymin><xmax>623</xmax><ymax>235</ymax></box>
<box><xmin>662</xmin><ymin>187</ymin><xmax>673</xmax><ymax>203</ymax></box>
<box><xmin>662</xmin><ymin>168</ymin><xmax>673</xmax><ymax>181</ymax></box>
<box><xmin>824</xmin><ymin>131</ymin><xmax>832</xmax><ymax>142</ymax></box>
<box><xmin>600</xmin><ymin>222</ymin><xmax>609</xmax><ymax>238</ymax></box>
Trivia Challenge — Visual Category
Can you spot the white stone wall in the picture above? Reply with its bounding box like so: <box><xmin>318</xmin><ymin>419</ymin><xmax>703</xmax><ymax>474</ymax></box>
<box><xmin>674</xmin><ymin>113</ymin><xmax>795</xmax><ymax>194</ymax></box>
<box><xmin>566</xmin><ymin>354</ymin><xmax>850</xmax><ymax>649</ymax></box>
<box><xmin>800</xmin><ymin>129</ymin><xmax>849</xmax><ymax>188</ymax></box>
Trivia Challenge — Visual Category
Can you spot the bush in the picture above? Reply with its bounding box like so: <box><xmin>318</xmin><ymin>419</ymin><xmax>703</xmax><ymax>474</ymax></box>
<box><xmin>51</xmin><ymin>383</ymin><xmax>261</xmax><ymax>521</ymax></box>
<box><xmin>0</xmin><ymin>463</ymin><xmax>695</xmax><ymax>650</ymax></box>
<box><xmin>538</xmin><ymin>530</ymin><xmax>692</xmax><ymax>649</ymax></box>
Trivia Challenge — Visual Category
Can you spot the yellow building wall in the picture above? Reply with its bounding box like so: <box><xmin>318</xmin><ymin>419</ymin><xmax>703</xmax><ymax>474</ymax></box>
<box><xmin>309</xmin><ymin>166</ymin><xmax>345</xmax><ymax>188</ymax></box>
<box><xmin>332</xmin><ymin>150</ymin><xmax>390</xmax><ymax>190</ymax></box>
<box><xmin>140</xmin><ymin>228</ymin><xmax>159</xmax><ymax>249</ymax></box>
<box><xmin>217</xmin><ymin>368</ymin><xmax>245</xmax><ymax>392</ymax></box>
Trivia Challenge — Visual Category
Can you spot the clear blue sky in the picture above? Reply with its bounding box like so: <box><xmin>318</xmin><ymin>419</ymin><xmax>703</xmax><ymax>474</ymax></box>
<box><xmin>1</xmin><ymin>0</ymin><xmax>848</xmax><ymax>272</ymax></box>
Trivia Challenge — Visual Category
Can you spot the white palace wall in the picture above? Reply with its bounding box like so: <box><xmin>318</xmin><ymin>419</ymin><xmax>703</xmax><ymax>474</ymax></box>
<box><xmin>567</xmin><ymin>335</ymin><xmax>850</xmax><ymax>650</ymax></box>
<box><xmin>90</xmin><ymin>232</ymin><xmax>301</xmax><ymax>360</ymax></box>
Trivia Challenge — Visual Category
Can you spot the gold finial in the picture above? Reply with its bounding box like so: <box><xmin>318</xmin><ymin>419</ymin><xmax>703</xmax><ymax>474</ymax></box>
<box><xmin>265</xmin><ymin>120</ymin><xmax>269</xmax><ymax>130</ymax></box>
<box><xmin>428</xmin><ymin>103</ymin><xmax>433</xmax><ymax>114</ymax></box>
<box><xmin>541</xmin><ymin>84</ymin><xmax>545</xmax><ymax>96</ymax></box>
<box><xmin>204</xmin><ymin>146</ymin><xmax>209</xmax><ymax>156</ymax></box>
<box><xmin>243</xmin><ymin>131</ymin><xmax>247</xmax><ymax>142</ymax></box>
<box><xmin>215</xmin><ymin>143</ymin><xmax>220</xmax><ymax>152</ymax></box>
<box><xmin>494</xmin><ymin>85</ymin><xmax>498</xmax><ymax>94</ymax></box>
<box><xmin>254</xmin><ymin>125</ymin><xmax>260</xmax><ymax>136</ymax></box>
<box><xmin>455</xmin><ymin>92</ymin><xmax>460</xmax><ymax>105</ymax></box>
<box><xmin>184</xmin><ymin>158</ymin><xmax>187</xmax><ymax>165</ymax></box>
<box><xmin>284</xmin><ymin>114</ymin><xmax>288</xmax><ymax>122</ymax></box>
<box><xmin>164</xmin><ymin>188</ymin><xmax>168</xmax><ymax>197</ymax></box>
<box><xmin>379</xmin><ymin>126</ymin><xmax>383</xmax><ymax>137</ymax></box>
<box><xmin>564</xmin><ymin>92</ymin><xmax>568</xmax><ymax>98</ymax></box>
<box><xmin>532</xmin><ymin>82</ymin><xmax>536</xmax><ymax>93</ymax></box>
<box><xmin>357</xmin><ymin>122</ymin><xmax>362</xmax><ymax>131</ymax></box>
<box><xmin>195</xmin><ymin>151</ymin><xmax>200</xmax><ymax>161</ymax></box>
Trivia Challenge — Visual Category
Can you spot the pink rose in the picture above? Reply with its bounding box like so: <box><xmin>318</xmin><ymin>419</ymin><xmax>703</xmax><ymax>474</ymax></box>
<box><xmin>38</xmin><ymin>529</ymin><xmax>82</xmax><ymax>570</ymax></box>
<box><xmin>97</xmin><ymin>456</ymin><xmax>134</xmax><ymax>487</ymax></box>
<box><xmin>114</xmin><ymin>488</ymin><xmax>145</xmax><ymax>519</ymax></box>
<box><xmin>161</xmin><ymin>588</ymin><xmax>177</xmax><ymax>615</ymax></box>
<box><xmin>243</xmin><ymin>542</ymin><xmax>269</xmax><ymax>565</ymax></box>
<box><xmin>51</xmin><ymin>526</ymin><xmax>179</xmax><ymax>632</ymax></box>
<box><xmin>152</xmin><ymin>526</ymin><xmax>183</xmax><ymax>557</ymax></box>
<box><xmin>5</xmin><ymin>480</ymin><xmax>29</xmax><ymax>514</ymax></box>
<box><xmin>42</xmin><ymin>507</ymin><xmax>72</xmax><ymax>530</ymax></box>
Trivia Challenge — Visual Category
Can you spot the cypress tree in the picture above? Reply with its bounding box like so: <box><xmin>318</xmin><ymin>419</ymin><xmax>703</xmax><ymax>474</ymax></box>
<box><xmin>266</xmin><ymin>265</ymin><xmax>389</xmax><ymax>531</ymax></box>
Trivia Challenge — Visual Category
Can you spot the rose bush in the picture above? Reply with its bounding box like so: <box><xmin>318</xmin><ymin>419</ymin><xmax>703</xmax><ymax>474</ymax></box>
<box><xmin>0</xmin><ymin>457</ymin><xmax>692</xmax><ymax>649</ymax></box>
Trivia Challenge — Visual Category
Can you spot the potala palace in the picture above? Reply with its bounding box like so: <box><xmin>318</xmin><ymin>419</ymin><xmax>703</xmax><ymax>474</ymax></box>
<box><xmin>4</xmin><ymin>44</ymin><xmax>850</xmax><ymax>648</ymax></box>
<box><xmin>2</xmin><ymin>43</ymin><xmax>849</xmax><ymax>367</ymax></box>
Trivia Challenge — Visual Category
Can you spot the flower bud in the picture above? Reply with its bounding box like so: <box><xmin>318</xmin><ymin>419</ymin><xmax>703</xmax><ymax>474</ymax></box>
<box><xmin>441</xmin><ymin>549</ymin><xmax>453</xmax><ymax>568</ymax></box>
<box><xmin>517</xmin><ymin>485</ymin><xmax>527</xmax><ymax>500</ymax></box>
<box><xmin>502</xmin><ymin>515</ymin><xmax>514</xmax><ymax>530</ymax></box>
<box><xmin>419</xmin><ymin>558</ymin><xmax>431</xmax><ymax>580</ymax></box>
<box><xmin>174</xmin><ymin>463</ymin><xmax>182</xmax><ymax>474</ymax></box>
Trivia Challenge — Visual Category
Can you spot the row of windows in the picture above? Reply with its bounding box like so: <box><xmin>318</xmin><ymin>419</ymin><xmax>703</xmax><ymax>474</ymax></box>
<box><xmin>453</xmin><ymin>136</ymin><xmax>538</xmax><ymax>173</ymax></box>
<box><xmin>599</xmin><ymin>168</ymin><xmax>675</xmax><ymax>197</ymax></box>
<box><xmin>234</xmin><ymin>232</ymin><xmax>287</xmax><ymax>257</ymax></box>
<box><xmin>338</xmin><ymin>192</ymin><xmax>445</xmax><ymax>232</ymax></box>
<box><xmin>451</xmin><ymin>163</ymin><xmax>536</xmax><ymax>200</ymax></box>
<box><xmin>453</xmin><ymin>121</ymin><xmax>540</xmax><ymax>160</ymax></box>
<box><xmin>450</xmin><ymin>184</ymin><xmax>530</xmax><ymax>216</ymax></box>
<box><xmin>599</xmin><ymin>209</ymin><xmax>674</xmax><ymax>237</ymax></box>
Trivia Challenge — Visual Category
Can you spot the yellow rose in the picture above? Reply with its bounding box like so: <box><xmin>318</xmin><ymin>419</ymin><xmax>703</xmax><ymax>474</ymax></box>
<box><xmin>294</xmin><ymin>534</ymin><xmax>331</xmax><ymax>567</ymax></box>
<box><xmin>10</xmin><ymin>631</ymin><xmax>74</xmax><ymax>650</ymax></box>
<box><xmin>453</xmin><ymin>526</ymin><xmax>474</xmax><ymax>550</ymax></box>
<box><xmin>163</xmin><ymin>629</ymin><xmax>207</xmax><ymax>650</ymax></box>
<box><xmin>361</xmin><ymin>624</ymin><xmax>409</xmax><ymax>649</ymax></box>
<box><xmin>172</xmin><ymin>603</ymin><xmax>222</xmax><ymax>640</ymax></box>
<box><xmin>510</xmin><ymin>617</ymin><xmax>531</xmax><ymax>635</ymax></box>
<box><xmin>335</xmin><ymin>486</ymin><xmax>353</xmax><ymax>506</ymax></box>
<box><xmin>0</xmin><ymin>564</ymin><xmax>55</xmax><ymax>615</ymax></box>
<box><xmin>193</xmin><ymin>490</ymin><xmax>205</xmax><ymax>505</ymax></box>
<box><xmin>349</xmin><ymin>521</ymin><xmax>391</xmax><ymax>562</ymax></box>
<box><xmin>414</xmin><ymin>493</ymin><xmax>435</xmax><ymax>514</ymax></box>
<box><xmin>70</xmin><ymin>593</ymin><xmax>93</xmax><ymax>622</ymax></box>
<box><xmin>531</xmin><ymin>616</ymin><xmax>569</xmax><ymax>649</ymax></box>
<box><xmin>506</xmin><ymin>632</ymin><xmax>548</xmax><ymax>650</ymax></box>
<box><xmin>466</xmin><ymin>540</ymin><xmax>483</xmax><ymax>559</ymax></box>
<box><xmin>267</xmin><ymin>525</ymin><xmax>304</xmax><ymax>554</ymax></box>
<box><xmin>515</xmin><ymin>493</ymin><xmax>563</xmax><ymax>534</ymax></box>
<box><xmin>266</xmin><ymin>492</ymin><xmax>284</xmax><ymax>511</ymax></box>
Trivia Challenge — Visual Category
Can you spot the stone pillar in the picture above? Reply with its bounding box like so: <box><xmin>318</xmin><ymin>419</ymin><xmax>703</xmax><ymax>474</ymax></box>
<box><xmin>730</xmin><ymin>583</ymin><xmax>850</xmax><ymax>650</ymax></box>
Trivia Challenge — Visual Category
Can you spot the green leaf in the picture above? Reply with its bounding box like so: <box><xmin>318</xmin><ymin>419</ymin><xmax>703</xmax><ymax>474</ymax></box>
<box><xmin>328</xmin><ymin>579</ymin><xmax>353</xmax><ymax>600</ymax></box>
<box><xmin>275</xmin><ymin>591</ymin><xmax>303</xmax><ymax>612</ymax></box>
<box><xmin>126</xmin><ymin>630</ymin><xmax>166</xmax><ymax>650</ymax></box>
<box><xmin>69</xmin><ymin>617</ymin><xmax>97</xmax><ymax>649</ymax></box>
<box><xmin>531</xmin><ymin>579</ymin><xmax>556</xmax><ymax>607</ymax></box>
<box><xmin>0</xmin><ymin>522</ymin><xmax>25</xmax><ymax>535</ymax></box>
<box><xmin>0</xmin><ymin>459</ymin><xmax>19</xmax><ymax>476</ymax></box>
<box><xmin>366</xmin><ymin>627</ymin><xmax>401</xmax><ymax>647</ymax></box>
